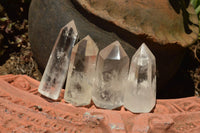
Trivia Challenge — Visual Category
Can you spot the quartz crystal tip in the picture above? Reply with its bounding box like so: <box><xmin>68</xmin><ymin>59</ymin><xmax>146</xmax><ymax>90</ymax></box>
<box><xmin>38</xmin><ymin>20</ymin><xmax>78</xmax><ymax>100</ymax></box>
<box><xmin>124</xmin><ymin>43</ymin><xmax>156</xmax><ymax>113</ymax></box>
<box><xmin>53</xmin><ymin>20</ymin><xmax>78</xmax><ymax>50</ymax></box>
<box><xmin>63</xmin><ymin>20</ymin><xmax>78</xmax><ymax>37</ymax></box>
<box><xmin>101</xmin><ymin>41</ymin><xmax>127</xmax><ymax>60</ymax></box>
<box><xmin>81</xmin><ymin>35</ymin><xmax>99</xmax><ymax>56</ymax></box>
<box><xmin>139</xmin><ymin>43</ymin><xmax>155</xmax><ymax>61</ymax></box>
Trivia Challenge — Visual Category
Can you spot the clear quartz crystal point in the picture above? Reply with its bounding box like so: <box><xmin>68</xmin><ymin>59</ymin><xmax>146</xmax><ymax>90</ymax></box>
<box><xmin>92</xmin><ymin>41</ymin><xmax>129</xmax><ymax>109</ymax></box>
<box><xmin>124</xmin><ymin>43</ymin><xmax>156</xmax><ymax>113</ymax></box>
<box><xmin>38</xmin><ymin>20</ymin><xmax>78</xmax><ymax>100</ymax></box>
<box><xmin>64</xmin><ymin>35</ymin><xmax>99</xmax><ymax>106</ymax></box>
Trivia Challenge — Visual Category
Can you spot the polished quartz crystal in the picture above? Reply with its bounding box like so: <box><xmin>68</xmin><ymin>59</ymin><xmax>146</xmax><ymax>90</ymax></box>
<box><xmin>124</xmin><ymin>43</ymin><xmax>156</xmax><ymax>113</ymax></box>
<box><xmin>92</xmin><ymin>41</ymin><xmax>129</xmax><ymax>109</ymax></box>
<box><xmin>64</xmin><ymin>35</ymin><xmax>99</xmax><ymax>106</ymax></box>
<box><xmin>38</xmin><ymin>20</ymin><xmax>78</xmax><ymax>100</ymax></box>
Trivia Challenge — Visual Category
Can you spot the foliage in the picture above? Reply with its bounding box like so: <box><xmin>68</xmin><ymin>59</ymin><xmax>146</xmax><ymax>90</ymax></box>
<box><xmin>191</xmin><ymin>0</ymin><xmax>200</xmax><ymax>16</ymax></box>
<box><xmin>191</xmin><ymin>0</ymin><xmax>200</xmax><ymax>39</ymax></box>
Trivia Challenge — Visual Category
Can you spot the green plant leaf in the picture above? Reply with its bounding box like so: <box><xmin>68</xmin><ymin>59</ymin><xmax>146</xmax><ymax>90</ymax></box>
<box><xmin>0</xmin><ymin>17</ymin><xmax>8</xmax><ymax>22</ymax></box>
<box><xmin>191</xmin><ymin>0</ymin><xmax>200</xmax><ymax>8</ymax></box>
<box><xmin>195</xmin><ymin>5</ymin><xmax>200</xmax><ymax>14</ymax></box>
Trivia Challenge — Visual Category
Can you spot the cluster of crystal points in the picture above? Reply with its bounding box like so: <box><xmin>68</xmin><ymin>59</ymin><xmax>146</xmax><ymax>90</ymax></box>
<box><xmin>38</xmin><ymin>20</ymin><xmax>156</xmax><ymax>113</ymax></box>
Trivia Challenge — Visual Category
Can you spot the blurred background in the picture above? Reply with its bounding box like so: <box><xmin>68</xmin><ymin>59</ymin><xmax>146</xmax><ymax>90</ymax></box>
<box><xmin>0</xmin><ymin>0</ymin><xmax>41</xmax><ymax>80</ymax></box>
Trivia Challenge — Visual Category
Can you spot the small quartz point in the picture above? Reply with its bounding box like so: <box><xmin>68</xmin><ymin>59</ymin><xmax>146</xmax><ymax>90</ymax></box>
<box><xmin>124</xmin><ymin>43</ymin><xmax>156</xmax><ymax>113</ymax></box>
<box><xmin>64</xmin><ymin>35</ymin><xmax>99</xmax><ymax>106</ymax></box>
<box><xmin>92</xmin><ymin>41</ymin><xmax>129</xmax><ymax>109</ymax></box>
<box><xmin>38</xmin><ymin>20</ymin><xmax>78</xmax><ymax>100</ymax></box>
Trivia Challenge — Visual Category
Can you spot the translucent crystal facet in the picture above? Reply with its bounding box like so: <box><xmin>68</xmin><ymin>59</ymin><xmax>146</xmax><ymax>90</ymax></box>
<box><xmin>64</xmin><ymin>35</ymin><xmax>99</xmax><ymax>106</ymax></box>
<box><xmin>92</xmin><ymin>41</ymin><xmax>129</xmax><ymax>109</ymax></box>
<box><xmin>38</xmin><ymin>20</ymin><xmax>78</xmax><ymax>100</ymax></box>
<box><xmin>124</xmin><ymin>43</ymin><xmax>156</xmax><ymax>113</ymax></box>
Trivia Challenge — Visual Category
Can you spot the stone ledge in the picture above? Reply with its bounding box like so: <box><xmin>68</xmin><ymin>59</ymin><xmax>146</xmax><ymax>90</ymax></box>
<box><xmin>0</xmin><ymin>74</ymin><xmax>199</xmax><ymax>132</ymax></box>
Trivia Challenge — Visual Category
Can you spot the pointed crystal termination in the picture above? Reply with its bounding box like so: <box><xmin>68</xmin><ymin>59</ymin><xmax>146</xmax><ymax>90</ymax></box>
<box><xmin>38</xmin><ymin>20</ymin><xmax>78</xmax><ymax>100</ymax></box>
<box><xmin>124</xmin><ymin>43</ymin><xmax>156</xmax><ymax>113</ymax></box>
<box><xmin>64</xmin><ymin>35</ymin><xmax>99</xmax><ymax>106</ymax></box>
<box><xmin>92</xmin><ymin>41</ymin><xmax>129</xmax><ymax>109</ymax></box>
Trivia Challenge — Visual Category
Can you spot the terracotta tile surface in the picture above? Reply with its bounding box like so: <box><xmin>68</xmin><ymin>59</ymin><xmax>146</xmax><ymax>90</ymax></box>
<box><xmin>0</xmin><ymin>75</ymin><xmax>200</xmax><ymax>132</ymax></box>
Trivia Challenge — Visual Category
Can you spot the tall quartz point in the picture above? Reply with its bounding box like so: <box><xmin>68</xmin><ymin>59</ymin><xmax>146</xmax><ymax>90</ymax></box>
<box><xmin>64</xmin><ymin>35</ymin><xmax>99</xmax><ymax>106</ymax></box>
<box><xmin>124</xmin><ymin>43</ymin><xmax>156</xmax><ymax>113</ymax></box>
<box><xmin>38</xmin><ymin>20</ymin><xmax>78</xmax><ymax>100</ymax></box>
<box><xmin>92</xmin><ymin>41</ymin><xmax>129</xmax><ymax>109</ymax></box>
